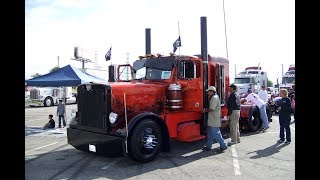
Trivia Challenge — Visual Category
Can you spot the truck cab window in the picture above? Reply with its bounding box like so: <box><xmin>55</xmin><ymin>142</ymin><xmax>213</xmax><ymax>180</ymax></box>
<box><xmin>218</xmin><ymin>65</ymin><xmax>226</xmax><ymax>105</ymax></box>
<box><xmin>53</xmin><ymin>89</ymin><xmax>60</xmax><ymax>97</ymax></box>
<box><xmin>118</xmin><ymin>66</ymin><xmax>132</xmax><ymax>81</ymax></box>
<box><xmin>178</xmin><ymin>60</ymin><xmax>199</xmax><ymax>79</ymax></box>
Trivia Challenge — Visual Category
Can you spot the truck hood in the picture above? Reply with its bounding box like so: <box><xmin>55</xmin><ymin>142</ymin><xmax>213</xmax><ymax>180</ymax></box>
<box><xmin>109</xmin><ymin>82</ymin><xmax>167</xmax><ymax>96</ymax></box>
<box><xmin>108</xmin><ymin>82</ymin><xmax>168</xmax><ymax>128</ymax></box>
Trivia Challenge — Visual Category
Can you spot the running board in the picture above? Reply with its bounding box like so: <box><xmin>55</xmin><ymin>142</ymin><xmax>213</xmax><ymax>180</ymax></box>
<box><xmin>175</xmin><ymin>135</ymin><xmax>206</xmax><ymax>142</ymax></box>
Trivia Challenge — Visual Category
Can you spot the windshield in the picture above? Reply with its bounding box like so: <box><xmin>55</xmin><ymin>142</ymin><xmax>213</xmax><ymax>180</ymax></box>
<box><xmin>134</xmin><ymin>67</ymin><xmax>146</xmax><ymax>80</ymax></box>
<box><xmin>282</xmin><ymin>77</ymin><xmax>295</xmax><ymax>84</ymax></box>
<box><xmin>132</xmin><ymin>57</ymin><xmax>175</xmax><ymax>80</ymax></box>
<box><xmin>285</xmin><ymin>71</ymin><xmax>295</xmax><ymax>76</ymax></box>
<box><xmin>234</xmin><ymin>78</ymin><xmax>250</xmax><ymax>84</ymax></box>
<box><xmin>133</xmin><ymin>67</ymin><xmax>172</xmax><ymax>80</ymax></box>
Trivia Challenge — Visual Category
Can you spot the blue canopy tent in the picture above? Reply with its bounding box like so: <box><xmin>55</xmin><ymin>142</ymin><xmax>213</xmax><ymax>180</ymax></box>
<box><xmin>25</xmin><ymin>64</ymin><xmax>106</xmax><ymax>87</ymax></box>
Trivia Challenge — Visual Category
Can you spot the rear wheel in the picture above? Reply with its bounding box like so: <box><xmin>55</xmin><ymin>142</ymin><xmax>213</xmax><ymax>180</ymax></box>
<box><xmin>247</xmin><ymin>106</ymin><xmax>262</xmax><ymax>132</ymax></box>
<box><xmin>129</xmin><ymin>119</ymin><xmax>162</xmax><ymax>163</ymax></box>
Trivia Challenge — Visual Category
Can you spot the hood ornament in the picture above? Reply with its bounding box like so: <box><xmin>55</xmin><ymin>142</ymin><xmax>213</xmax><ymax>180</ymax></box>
<box><xmin>86</xmin><ymin>84</ymin><xmax>92</xmax><ymax>91</ymax></box>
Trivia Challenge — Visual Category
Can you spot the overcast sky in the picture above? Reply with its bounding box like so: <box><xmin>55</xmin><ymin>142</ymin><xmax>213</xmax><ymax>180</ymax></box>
<box><xmin>25</xmin><ymin>0</ymin><xmax>294</xmax><ymax>84</ymax></box>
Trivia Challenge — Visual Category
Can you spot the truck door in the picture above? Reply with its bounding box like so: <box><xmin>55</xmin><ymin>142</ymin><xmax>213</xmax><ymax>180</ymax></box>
<box><xmin>176</xmin><ymin>60</ymin><xmax>202</xmax><ymax>112</ymax></box>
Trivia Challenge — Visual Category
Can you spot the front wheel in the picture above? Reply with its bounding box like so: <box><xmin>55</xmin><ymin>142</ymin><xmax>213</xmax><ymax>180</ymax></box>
<box><xmin>128</xmin><ymin>119</ymin><xmax>162</xmax><ymax>163</ymax></box>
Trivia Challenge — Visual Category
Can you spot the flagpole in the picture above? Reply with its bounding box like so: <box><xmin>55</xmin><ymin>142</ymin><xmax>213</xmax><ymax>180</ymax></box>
<box><xmin>222</xmin><ymin>0</ymin><xmax>229</xmax><ymax>58</ymax></box>
<box><xmin>110</xmin><ymin>45</ymin><xmax>112</xmax><ymax>65</ymax></box>
<box><xmin>178</xmin><ymin>21</ymin><xmax>180</xmax><ymax>56</ymax></box>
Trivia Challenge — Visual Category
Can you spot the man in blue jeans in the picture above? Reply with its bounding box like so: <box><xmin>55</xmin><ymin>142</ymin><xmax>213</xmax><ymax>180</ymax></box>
<box><xmin>242</xmin><ymin>92</ymin><xmax>270</xmax><ymax>131</ymax></box>
<box><xmin>57</xmin><ymin>99</ymin><xmax>66</xmax><ymax>128</ymax></box>
<box><xmin>202</xmin><ymin>86</ymin><xmax>228</xmax><ymax>153</ymax></box>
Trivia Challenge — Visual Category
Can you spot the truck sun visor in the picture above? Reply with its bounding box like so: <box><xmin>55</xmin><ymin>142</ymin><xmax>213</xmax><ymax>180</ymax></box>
<box><xmin>133</xmin><ymin>57</ymin><xmax>176</xmax><ymax>71</ymax></box>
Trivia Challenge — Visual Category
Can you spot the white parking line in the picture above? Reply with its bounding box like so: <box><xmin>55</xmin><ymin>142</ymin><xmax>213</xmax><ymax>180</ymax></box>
<box><xmin>101</xmin><ymin>159</ymin><xmax>121</xmax><ymax>170</ymax></box>
<box><xmin>25</xmin><ymin>141</ymin><xmax>59</xmax><ymax>154</ymax></box>
<box><xmin>25</xmin><ymin>118</ymin><xmax>45</xmax><ymax>122</ymax></box>
<box><xmin>230</xmin><ymin>145</ymin><xmax>241</xmax><ymax>175</ymax></box>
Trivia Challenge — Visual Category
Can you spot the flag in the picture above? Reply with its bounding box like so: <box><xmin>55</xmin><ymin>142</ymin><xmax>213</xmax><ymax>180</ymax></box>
<box><xmin>173</xmin><ymin>36</ymin><xmax>181</xmax><ymax>53</ymax></box>
<box><xmin>105</xmin><ymin>47</ymin><xmax>112</xmax><ymax>61</ymax></box>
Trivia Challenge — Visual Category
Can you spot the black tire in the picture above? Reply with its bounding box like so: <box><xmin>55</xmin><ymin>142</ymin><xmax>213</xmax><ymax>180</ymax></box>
<box><xmin>44</xmin><ymin>97</ymin><xmax>53</xmax><ymax>107</ymax></box>
<box><xmin>247</xmin><ymin>106</ymin><xmax>262</xmax><ymax>132</ymax></box>
<box><xmin>128</xmin><ymin>119</ymin><xmax>162</xmax><ymax>163</ymax></box>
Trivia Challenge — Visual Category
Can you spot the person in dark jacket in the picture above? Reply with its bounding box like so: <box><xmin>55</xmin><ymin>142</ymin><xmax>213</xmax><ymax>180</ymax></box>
<box><xmin>277</xmin><ymin>89</ymin><xmax>292</xmax><ymax>144</ymax></box>
<box><xmin>227</xmin><ymin>84</ymin><xmax>241</xmax><ymax>145</ymax></box>
<box><xmin>57</xmin><ymin>99</ymin><xmax>66</xmax><ymax>128</ymax></box>
<box><xmin>43</xmin><ymin>114</ymin><xmax>55</xmax><ymax>130</ymax></box>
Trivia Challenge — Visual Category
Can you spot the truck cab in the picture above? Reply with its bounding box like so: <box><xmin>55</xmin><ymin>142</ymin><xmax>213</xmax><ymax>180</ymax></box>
<box><xmin>280</xmin><ymin>64</ymin><xmax>295</xmax><ymax>92</ymax></box>
<box><xmin>234</xmin><ymin>66</ymin><xmax>268</xmax><ymax>95</ymax></box>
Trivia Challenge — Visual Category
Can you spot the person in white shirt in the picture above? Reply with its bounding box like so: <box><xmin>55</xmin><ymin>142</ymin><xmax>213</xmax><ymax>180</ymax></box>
<box><xmin>258</xmin><ymin>85</ymin><xmax>268</xmax><ymax>102</ymax></box>
<box><xmin>241</xmin><ymin>92</ymin><xmax>270</xmax><ymax>131</ymax></box>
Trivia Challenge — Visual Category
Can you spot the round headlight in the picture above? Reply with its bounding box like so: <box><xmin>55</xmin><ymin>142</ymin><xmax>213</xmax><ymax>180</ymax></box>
<box><xmin>109</xmin><ymin>112</ymin><xmax>118</xmax><ymax>124</ymax></box>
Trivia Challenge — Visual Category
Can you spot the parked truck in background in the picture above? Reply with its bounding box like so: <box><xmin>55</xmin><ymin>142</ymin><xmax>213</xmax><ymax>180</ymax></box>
<box><xmin>280</xmin><ymin>64</ymin><xmax>295</xmax><ymax>92</ymax></box>
<box><xmin>28</xmin><ymin>86</ymin><xmax>76</xmax><ymax>107</ymax></box>
<box><xmin>233</xmin><ymin>66</ymin><xmax>268</xmax><ymax>95</ymax></box>
<box><xmin>67</xmin><ymin>17</ymin><xmax>272</xmax><ymax>163</ymax></box>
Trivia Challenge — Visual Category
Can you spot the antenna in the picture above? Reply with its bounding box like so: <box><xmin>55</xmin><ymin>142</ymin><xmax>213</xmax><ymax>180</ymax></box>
<box><xmin>126</xmin><ymin>52</ymin><xmax>130</xmax><ymax>80</ymax></box>
<box><xmin>178</xmin><ymin>21</ymin><xmax>181</xmax><ymax>55</ymax></box>
<box><xmin>71</xmin><ymin>46</ymin><xmax>92</xmax><ymax>70</ymax></box>
<box><xmin>94</xmin><ymin>50</ymin><xmax>99</xmax><ymax>69</ymax></box>
<box><xmin>223</xmin><ymin>0</ymin><xmax>229</xmax><ymax>58</ymax></box>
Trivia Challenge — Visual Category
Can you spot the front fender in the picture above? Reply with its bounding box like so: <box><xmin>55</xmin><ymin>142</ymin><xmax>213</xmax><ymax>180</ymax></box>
<box><xmin>240</xmin><ymin>104</ymin><xmax>255</xmax><ymax>118</ymax></box>
<box><xmin>128</xmin><ymin>112</ymin><xmax>170</xmax><ymax>152</ymax></box>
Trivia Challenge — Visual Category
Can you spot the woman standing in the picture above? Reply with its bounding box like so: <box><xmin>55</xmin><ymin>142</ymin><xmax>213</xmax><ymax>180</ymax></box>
<box><xmin>277</xmin><ymin>89</ymin><xmax>292</xmax><ymax>144</ymax></box>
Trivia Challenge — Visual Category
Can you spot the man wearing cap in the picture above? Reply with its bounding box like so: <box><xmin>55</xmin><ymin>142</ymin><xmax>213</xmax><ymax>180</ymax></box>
<box><xmin>201</xmin><ymin>86</ymin><xmax>228</xmax><ymax>153</ymax></box>
<box><xmin>227</xmin><ymin>84</ymin><xmax>241</xmax><ymax>145</ymax></box>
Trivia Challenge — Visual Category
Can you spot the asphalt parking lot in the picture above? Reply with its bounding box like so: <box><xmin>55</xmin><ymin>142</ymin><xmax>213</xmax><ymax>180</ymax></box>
<box><xmin>25</xmin><ymin>104</ymin><xmax>295</xmax><ymax>180</ymax></box>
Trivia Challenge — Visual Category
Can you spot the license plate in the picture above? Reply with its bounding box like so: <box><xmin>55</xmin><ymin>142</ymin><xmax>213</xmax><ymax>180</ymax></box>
<box><xmin>89</xmin><ymin>144</ymin><xmax>96</xmax><ymax>152</ymax></box>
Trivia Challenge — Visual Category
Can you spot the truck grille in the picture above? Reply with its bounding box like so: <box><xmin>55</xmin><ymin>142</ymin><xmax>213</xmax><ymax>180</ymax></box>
<box><xmin>30</xmin><ymin>89</ymin><xmax>39</xmax><ymax>99</ymax></box>
<box><xmin>77</xmin><ymin>84</ymin><xmax>111</xmax><ymax>131</ymax></box>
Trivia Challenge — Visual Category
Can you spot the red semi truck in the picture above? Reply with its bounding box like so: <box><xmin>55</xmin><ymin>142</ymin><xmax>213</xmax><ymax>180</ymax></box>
<box><xmin>67</xmin><ymin>17</ymin><xmax>271</xmax><ymax>162</ymax></box>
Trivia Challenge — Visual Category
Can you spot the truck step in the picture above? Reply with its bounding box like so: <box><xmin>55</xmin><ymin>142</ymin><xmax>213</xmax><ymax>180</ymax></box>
<box><xmin>175</xmin><ymin>135</ymin><xmax>206</xmax><ymax>142</ymax></box>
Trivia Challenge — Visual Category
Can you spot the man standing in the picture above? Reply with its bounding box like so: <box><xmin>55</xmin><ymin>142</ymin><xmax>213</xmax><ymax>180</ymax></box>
<box><xmin>242</xmin><ymin>92</ymin><xmax>270</xmax><ymax>131</ymax></box>
<box><xmin>202</xmin><ymin>86</ymin><xmax>228</xmax><ymax>153</ymax></box>
<box><xmin>258</xmin><ymin>85</ymin><xmax>268</xmax><ymax>103</ymax></box>
<box><xmin>57</xmin><ymin>99</ymin><xmax>66</xmax><ymax>128</ymax></box>
<box><xmin>227</xmin><ymin>84</ymin><xmax>241</xmax><ymax>145</ymax></box>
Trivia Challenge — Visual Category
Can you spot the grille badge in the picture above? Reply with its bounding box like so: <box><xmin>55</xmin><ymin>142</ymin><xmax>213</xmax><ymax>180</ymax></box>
<box><xmin>86</xmin><ymin>84</ymin><xmax>92</xmax><ymax>91</ymax></box>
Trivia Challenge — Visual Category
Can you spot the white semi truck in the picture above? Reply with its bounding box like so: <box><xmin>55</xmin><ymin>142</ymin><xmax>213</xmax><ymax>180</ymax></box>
<box><xmin>279</xmin><ymin>64</ymin><xmax>295</xmax><ymax>92</ymax></box>
<box><xmin>234</xmin><ymin>66</ymin><xmax>268</xmax><ymax>95</ymax></box>
<box><xmin>28</xmin><ymin>86</ymin><xmax>76</xmax><ymax>107</ymax></box>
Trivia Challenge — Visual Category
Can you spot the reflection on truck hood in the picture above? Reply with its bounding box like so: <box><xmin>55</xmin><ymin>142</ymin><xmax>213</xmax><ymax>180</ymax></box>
<box><xmin>108</xmin><ymin>82</ymin><xmax>168</xmax><ymax>129</ymax></box>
